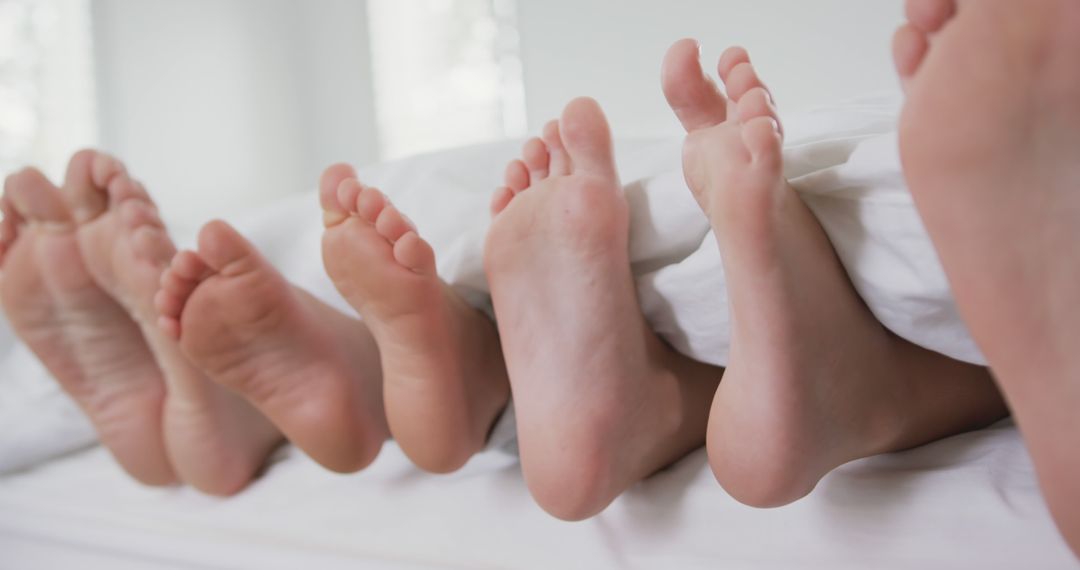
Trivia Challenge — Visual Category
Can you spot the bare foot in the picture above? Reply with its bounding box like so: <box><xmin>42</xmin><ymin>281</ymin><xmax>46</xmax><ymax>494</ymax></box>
<box><xmin>663</xmin><ymin>40</ymin><xmax>1007</xmax><ymax>507</ymax></box>
<box><xmin>156</xmin><ymin>219</ymin><xmax>388</xmax><ymax>473</ymax></box>
<box><xmin>320</xmin><ymin>165</ymin><xmax>509</xmax><ymax>473</ymax></box>
<box><xmin>0</xmin><ymin>163</ymin><xmax>174</xmax><ymax>485</ymax></box>
<box><xmin>485</xmin><ymin>97</ymin><xmax>721</xmax><ymax>521</ymax></box>
<box><xmin>896</xmin><ymin>0</ymin><xmax>1080</xmax><ymax>554</ymax></box>
<box><xmin>66</xmin><ymin>151</ymin><xmax>279</xmax><ymax>495</ymax></box>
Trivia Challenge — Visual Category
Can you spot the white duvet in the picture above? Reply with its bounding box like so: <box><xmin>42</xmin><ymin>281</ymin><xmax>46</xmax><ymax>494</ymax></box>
<box><xmin>2</xmin><ymin>95</ymin><xmax>1078</xmax><ymax>569</ymax></box>
<box><xmin>2</xmin><ymin>94</ymin><xmax>978</xmax><ymax>473</ymax></box>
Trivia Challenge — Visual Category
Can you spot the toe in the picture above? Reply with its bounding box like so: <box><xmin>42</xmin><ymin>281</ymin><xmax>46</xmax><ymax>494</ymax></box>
<box><xmin>522</xmin><ymin>137</ymin><xmax>550</xmax><ymax>182</ymax></box>
<box><xmin>166</xmin><ymin>250</ymin><xmax>211</xmax><ymax>282</ymax></box>
<box><xmin>543</xmin><ymin>120</ymin><xmax>572</xmax><ymax>176</ymax></box>
<box><xmin>906</xmin><ymin>0</ymin><xmax>956</xmax><ymax>34</ymax></box>
<box><xmin>893</xmin><ymin>23</ymin><xmax>930</xmax><ymax>84</ymax></box>
<box><xmin>490</xmin><ymin>187</ymin><xmax>515</xmax><ymax>216</ymax></box>
<box><xmin>504</xmin><ymin>160</ymin><xmax>530</xmax><ymax>193</ymax></box>
<box><xmin>374</xmin><ymin>204</ymin><xmax>416</xmax><ymax>244</ymax></box>
<box><xmin>0</xmin><ymin>192</ymin><xmax>25</xmax><ymax>250</ymax></box>
<box><xmin>741</xmin><ymin>116</ymin><xmax>784</xmax><ymax>170</ymax></box>
<box><xmin>119</xmin><ymin>196</ymin><xmax>164</xmax><ymax>231</ymax></box>
<box><xmin>737</xmin><ymin>87</ymin><xmax>782</xmax><ymax>136</ymax></box>
<box><xmin>393</xmin><ymin>231</ymin><xmax>436</xmax><ymax>274</ymax></box>
<box><xmin>107</xmin><ymin>173</ymin><xmax>152</xmax><ymax>206</ymax></box>
<box><xmin>356</xmin><ymin>185</ymin><xmax>389</xmax><ymax>223</ymax></box>
<box><xmin>320</xmin><ymin>164</ymin><xmax>357</xmax><ymax>225</ymax></box>
<box><xmin>723</xmin><ymin>62</ymin><xmax>769</xmax><ymax>104</ymax></box>
<box><xmin>5</xmin><ymin>168</ymin><xmax>73</xmax><ymax>229</ymax></box>
<box><xmin>558</xmin><ymin>97</ymin><xmax>619</xmax><ymax>180</ymax></box>
<box><xmin>717</xmin><ymin>46</ymin><xmax>751</xmax><ymax>81</ymax></box>
<box><xmin>336</xmin><ymin>178</ymin><xmax>364</xmax><ymax>216</ymax></box>
<box><xmin>662</xmin><ymin>38</ymin><xmax>730</xmax><ymax>132</ymax></box>
<box><xmin>131</xmin><ymin>225</ymin><xmax>177</xmax><ymax>267</ymax></box>
<box><xmin>196</xmin><ymin>220</ymin><xmax>261</xmax><ymax>277</ymax></box>
<box><xmin>63</xmin><ymin>149</ymin><xmax>121</xmax><ymax>222</ymax></box>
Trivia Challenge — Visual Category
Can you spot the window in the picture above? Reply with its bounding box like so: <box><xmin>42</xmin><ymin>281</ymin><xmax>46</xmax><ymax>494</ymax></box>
<box><xmin>0</xmin><ymin>0</ymin><xmax>96</xmax><ymax>182</ymax></box>
<box><xmin>367</xmin><ymin>0</ymin><xmax>526</xmax><ymax>160</ymax></box>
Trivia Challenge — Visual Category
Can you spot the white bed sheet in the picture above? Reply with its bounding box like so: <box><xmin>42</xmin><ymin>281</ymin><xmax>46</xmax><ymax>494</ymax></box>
<box><xmin>0</xmin><ymin>422</ymin><xmax>1076</xmax><ymax>569</ymax></box>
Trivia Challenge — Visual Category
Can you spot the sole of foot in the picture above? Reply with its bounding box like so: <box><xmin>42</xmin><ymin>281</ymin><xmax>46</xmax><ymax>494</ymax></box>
<box><xmin>320</xmin><ymin>164</ymin><xmax>510</xmax><ymax>474</ymax></box>
<box><xmin>896</xmin><ymin>0</ymin><xmax>1080</xmax><ymax>555</ymax></box>
<box><xmin>0</xmin><ymin>161</ymin><xmax>175</xmax><ymax>485</ymax></box>
<box><xmin>663</xmin><ymin>40</ymin><xmax>1006</xmax><ymax>507</ymax></box>
<box><xmin>485</xmin><ymin>97</ymin><xmax>721</xmax><ymax>521</ymax></box>
<box><xmin>67</xmin><ymin>150</ymin><xmax>280</xmax><ymax>495</ymax></box>
<box><xmin>156</xmin><ymin>219</ymin><xmax>388</xmax><ymax>474</ymax></box>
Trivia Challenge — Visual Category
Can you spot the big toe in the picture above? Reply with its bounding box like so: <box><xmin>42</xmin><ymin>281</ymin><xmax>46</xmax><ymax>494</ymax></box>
<box><xmin>5</xmin><ymin>168</ymin><xmax>73</xmax><ymax>227</ymax></box>
<box><xmin>196</xmin><ymin>220</ymin><xmax>262</xmax><ymax>276</ymax></box>
<box><xmin>906</xmin><ymin>0</ymin><xmax>957</xmax><ymax>34</ymax></box>
<box><xmin>320</xmin><ymin>163</ymin><xmax>357</xmax><ymax>225</ymax></box>
<box><xmin>63</xmin><ymin>149</ymin><xmax>126</xmax><ymax>223</ymax></box>
<box><xmin>662</xmin><ymin>38</ymin><xmax>729</xmax><ymax>132</ymax></box>
<box><xmin>558</xmin><ymin>97</ymin><xmax>618</xmax><ymax>180</ymax></box>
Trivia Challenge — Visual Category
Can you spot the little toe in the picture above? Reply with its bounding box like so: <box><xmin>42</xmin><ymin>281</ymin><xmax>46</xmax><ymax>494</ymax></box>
<box><xmin>723</xmin><ymin>61</ymin><xmax>769</xmax><ymax>104</ymax></box>
<box><xmin>543</xmin><ymin>120</ymin><xmax>572</xmax><ymax>176</ymax></box>
<box><xmin>505</xmin><ymin>160</ymin><xmax>530</xmax><ymax>193</ymax></box>
<box><xmin>522</xmin><ymin>137</ymin><xmax>551</xmax><ymax>182</ymax></box>
<box><xmin>741</xmin><ymin>116</ymin><xmax>784</xmax><ymax>169</ymax></box>
<box><xmin>375</xmin><ymin>204</ymin><xmax>415</xmax><ymax>244</ymax></box>
<box><xmin>393</xmin><ymin>231</ymin><xmax>436</xmax><ymax>274</ymax></box>
<box><xmin>558</xmin><ymin>97</ymin><xmax>619</xmax><ymax>180</ymax></box>
<box><xmin>661</xmin><ymin>38</ymin><xmax>730</xmax><ymax>132</ymax></box>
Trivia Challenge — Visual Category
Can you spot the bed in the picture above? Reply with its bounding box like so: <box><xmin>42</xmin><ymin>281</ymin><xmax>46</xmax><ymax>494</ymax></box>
<box><xmin>1</xmin><ymin>124</ymin><xmax>1078</xmax><ymax>569</ymax></box>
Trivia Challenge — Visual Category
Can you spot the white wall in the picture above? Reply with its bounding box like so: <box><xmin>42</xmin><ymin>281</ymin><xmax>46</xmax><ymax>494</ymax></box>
<box><xmin>516</xmin><ymin>0</ymin><xmax>905</xmax><ymax>138</ymax></box>
<box><xmin>91</xmin><ymin>0</ymin><xmax>378</xmax><ymax>231</ymax></box>
<box><xmin>87</xmin><ymin>1</ymin><xmax>905</xmax><ymax>231</ymax></box>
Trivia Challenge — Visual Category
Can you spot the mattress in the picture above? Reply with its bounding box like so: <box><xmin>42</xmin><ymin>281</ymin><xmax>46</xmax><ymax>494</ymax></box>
<box><xmin>1</xmin><ymin>422</ymin><xmax>1076</xmax><ymax>569</ymax></box>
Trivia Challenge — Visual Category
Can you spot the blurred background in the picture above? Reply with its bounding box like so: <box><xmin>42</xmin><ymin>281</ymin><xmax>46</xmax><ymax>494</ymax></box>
<box><xmin>0</xmin><ymin>0</ymin><xmax>903</xmax><ymax>231</ymax></box>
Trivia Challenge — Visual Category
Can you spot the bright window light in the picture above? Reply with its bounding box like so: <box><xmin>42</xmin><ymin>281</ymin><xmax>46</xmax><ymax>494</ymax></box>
<box><xmin>367</xmin><ymin>0</ymin><xmax>526</xmax><ymax>161</ymax></box>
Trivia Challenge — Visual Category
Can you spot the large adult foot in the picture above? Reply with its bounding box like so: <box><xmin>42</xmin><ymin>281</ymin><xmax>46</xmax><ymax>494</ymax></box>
<box><xmin>662</xmin><ymin>40</ymin><xmax>1007</xmax><ymax>507</ymax></box>
<box><xmin>321</xmin><ymin>165</ymin><xmax>510</xmax><ymax>473</ymax></box>
<box><xmin>485</xmin><ymin>97</ymin><xmax>722</xmax><ymax>521</ymax></box>
<box><xmin>0</xmin><ymin>161</ymin><xmax>174</xmax><ymax>485</ymax></box>
<box><xmin>896</xmin><ymin>0</ymin><xmax>1080</xmax><ymax>554</ymax></box>
<box><xmin>67</xmin><ymin>150</ymin><xmax>279</xmax><ymax>495</ymax></box>
<box><xmin>156</xmin><ymin>219</ymin><xmax>388</xmax><ymax>473</ymax></box>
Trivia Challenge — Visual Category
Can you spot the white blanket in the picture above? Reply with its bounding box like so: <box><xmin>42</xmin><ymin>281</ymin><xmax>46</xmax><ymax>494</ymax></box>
<box><xmin>0</xmin><ymin>94</ymin><xmax>980</xmax><ymax>474</ymax></box>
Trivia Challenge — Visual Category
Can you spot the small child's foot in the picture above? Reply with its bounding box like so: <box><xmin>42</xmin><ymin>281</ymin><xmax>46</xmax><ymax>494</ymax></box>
<box><xmin>663</xmin><ymin>41</ymin><xmax>1006</xmax><ymax>507</ymax></box>
<box><xmin>485</xmin><ymin>97</ymin><xmax>721</xmax><ymax>521</ymax></box>
<box><xmin>157</xmin><ymin>220</ymin><xmax>388</xmax><ymax>473</ymax></box>
<box><xmin>896</xmin><ymin>0</ymin><xmax>1080</xmax><ymax>553</ymax></box>
<box><xmin>321</xmin><ymin>164</ymin><xmax>509</xmax><ymax>473</ymax></box>
<box><xmin>0</xmin><ymin>162</ymin><xmax>174</xmax><ymax>485</ymax></box>
<box><xmin>68</xmin><ymin>150</ymin><xmax>279</xmax><ymax>494</ymax></box>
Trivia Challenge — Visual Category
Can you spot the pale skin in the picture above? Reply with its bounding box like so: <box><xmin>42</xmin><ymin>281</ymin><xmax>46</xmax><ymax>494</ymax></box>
<box><xmin>658</xmin><ymin>39</ymin><xmax>1010</xmax><ymax>506</ymax></box>
<box><xmin>0</xmin><ymin>152</ymin><xmax>389</xmax><ymax>493</ymax></box>
<box><xmin>894</xmin><ymin>0</ymin><xmax>1080</xmax><ymax>556</ymax></box>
